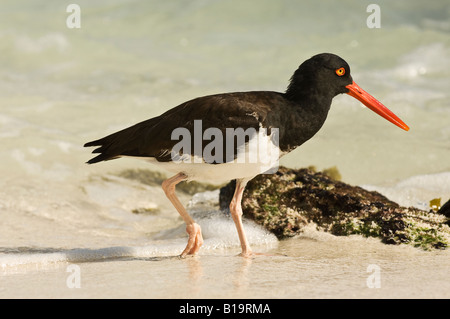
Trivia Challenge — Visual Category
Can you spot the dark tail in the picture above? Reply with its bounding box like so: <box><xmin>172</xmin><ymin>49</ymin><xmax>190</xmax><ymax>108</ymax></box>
<box><xmin>83</xmin><ymin>116</ymin><xmax>161</xmax><ymax>164</ymax></box>
<box><xmin>83</xmin><ymin>127</ymin><xmax>135</xmax><ymax>164</ymax></box>
<box><xmin>84</xmin><ymin>137</ymin><xmax>119</xmax><ymax>164</ymax></box>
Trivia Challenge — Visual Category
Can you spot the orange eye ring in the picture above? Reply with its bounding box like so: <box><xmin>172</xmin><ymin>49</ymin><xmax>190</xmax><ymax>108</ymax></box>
<box><xmin>335</xmin><ymin>67</ymin><xmax>345</xmax><ymax>76</ymax></box>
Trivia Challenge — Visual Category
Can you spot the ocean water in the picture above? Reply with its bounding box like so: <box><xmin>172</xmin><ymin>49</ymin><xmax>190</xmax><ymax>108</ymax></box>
<box><xmin>0</xmin><ymin>0</ymin><xmax>449</xmax><ymax>298</ymax></box>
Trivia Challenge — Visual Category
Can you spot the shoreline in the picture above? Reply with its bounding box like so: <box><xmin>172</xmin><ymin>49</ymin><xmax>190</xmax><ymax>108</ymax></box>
<box><xmin>2</xmin><ymin>235</ymin><xmax>449</xmax><ymax>299</ymax></box>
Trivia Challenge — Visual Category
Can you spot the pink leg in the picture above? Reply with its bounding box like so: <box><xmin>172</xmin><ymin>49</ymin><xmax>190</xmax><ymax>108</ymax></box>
<box><xmin>162</xmin><ymin>172</ymin><xmax>203</xmax><ymax>257</ymax></box>
<box><xmin>229</xmin><ymin>179</ymin><xmax>252</xmax><ymax>257</ymax></box>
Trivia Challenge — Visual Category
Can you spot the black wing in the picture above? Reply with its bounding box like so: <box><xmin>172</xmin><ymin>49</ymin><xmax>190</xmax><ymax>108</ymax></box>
<box><xmin>84</xmin><ymin>91</ymin><xmax>282</xmax><ymax>164</ymax></box>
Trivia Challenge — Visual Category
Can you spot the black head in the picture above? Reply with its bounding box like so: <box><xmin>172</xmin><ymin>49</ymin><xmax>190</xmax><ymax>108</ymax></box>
<box><xmin>285</xmin><ymin>53</ymin><xmax>410</xmax><ymax>131</ymax></box>
<box><xmin>286</xmin><ymin>53</ymin><xmax>353</xmax><ymax>101</ymax></box>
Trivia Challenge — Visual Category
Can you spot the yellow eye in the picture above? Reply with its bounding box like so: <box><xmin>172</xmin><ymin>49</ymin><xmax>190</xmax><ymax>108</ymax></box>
<box><xmin>335</xmin><ymin>67</ymin><xmax>345</xmax><ymax>76</ymax></box>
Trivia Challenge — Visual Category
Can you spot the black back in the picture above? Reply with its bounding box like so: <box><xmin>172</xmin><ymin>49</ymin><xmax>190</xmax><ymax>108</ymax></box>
<box><xmin>85</xmin><ymin>53</ymin><xmax>353</xmax><ymax>164</ymax></box>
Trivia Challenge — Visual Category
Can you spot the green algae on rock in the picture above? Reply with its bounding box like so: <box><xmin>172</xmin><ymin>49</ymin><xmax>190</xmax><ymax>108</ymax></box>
<box><xmin>219</xmin><ymin>167</ymin><xmax>450</xmax><ymax>250</ymax></box>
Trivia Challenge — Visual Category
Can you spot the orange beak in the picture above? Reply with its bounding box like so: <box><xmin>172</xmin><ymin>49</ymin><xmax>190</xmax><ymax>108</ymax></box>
<box><xmin>346</xmin><ymin>81</ymin><xmax>409</xmax><ymax>131</ymax></box>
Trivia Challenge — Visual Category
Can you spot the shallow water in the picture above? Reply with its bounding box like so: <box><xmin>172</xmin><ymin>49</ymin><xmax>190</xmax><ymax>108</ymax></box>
<box><xmin>1</xmin><ymin>0</ymin><xmax>449</xmax><ymax>298</ymax></box>
<box><xmin>2</xmin><ymin>234</ymin><xmax>449</xmax><ymax>299</ymax></box>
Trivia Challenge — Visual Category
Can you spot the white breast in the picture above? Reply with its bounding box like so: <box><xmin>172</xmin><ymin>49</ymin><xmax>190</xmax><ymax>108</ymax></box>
<box><xmin>140</xmin><ymin>127</ymin><xmax>282</xmax><ymax>184</ymax></box>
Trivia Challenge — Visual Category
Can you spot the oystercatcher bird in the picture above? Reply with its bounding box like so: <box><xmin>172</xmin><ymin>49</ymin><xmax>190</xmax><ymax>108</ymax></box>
<box><xmin>84</xmin><ymin>53</ymin><xmax>409</xmax><ymax>257</ymax></box>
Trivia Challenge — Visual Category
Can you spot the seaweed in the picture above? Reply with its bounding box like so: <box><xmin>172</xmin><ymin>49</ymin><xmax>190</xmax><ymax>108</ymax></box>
<box><xmin>220</xmin><ymin>166</ymin><xmax>450</xmax><ymax>250</ymax></box>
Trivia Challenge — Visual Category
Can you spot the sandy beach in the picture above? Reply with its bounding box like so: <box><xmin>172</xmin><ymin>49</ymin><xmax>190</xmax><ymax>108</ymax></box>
<box><xmin>2</xmin><ymin>234</ymin><xmax>450</xmax><ymax>299</ymax></box>
<box><xmin>1</xmin><ymin>0</ymin><xmax>449</xmax><ymax>300</ymax></box>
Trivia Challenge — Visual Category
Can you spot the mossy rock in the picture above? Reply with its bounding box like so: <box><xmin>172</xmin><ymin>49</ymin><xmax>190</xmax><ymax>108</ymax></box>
<box><xmin>118</xmin><ymin>168</ymin><xmax>220</xmax><ymax>195</ymax></box>
<box><xmin>219</xmin><ymin>166</ymin><xmax>450</xmax><ymax>250</ymax></box>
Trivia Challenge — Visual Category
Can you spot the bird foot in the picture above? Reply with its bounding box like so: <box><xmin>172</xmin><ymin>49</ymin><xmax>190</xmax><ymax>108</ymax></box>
<box><xmin>180</xmin><ymin>223</ymin><xmax>203</xmax><ymax>258</ymax></box>
<box><xmin>237</xmin><ymin>250</ymin><xmax>253</xmax><ymax>258</ymax></box>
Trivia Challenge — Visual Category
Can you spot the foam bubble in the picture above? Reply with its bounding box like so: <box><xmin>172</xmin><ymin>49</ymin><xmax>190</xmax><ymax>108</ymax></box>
<box><xmin>14</xmin><ymin>33</ymin><xmax>69</xmax><ymax>54</ymax></box>
<box><xmin>0</xmin><ymin>189</ymin><xmax>277</xmax><ymax>273</ymax></box>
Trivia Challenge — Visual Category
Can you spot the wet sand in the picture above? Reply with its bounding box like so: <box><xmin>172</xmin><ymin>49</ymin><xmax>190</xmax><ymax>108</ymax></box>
<box><xmin>2</xmin><ymin>235</ymin><xmax>449</xmax><ymax>299</ymax></box>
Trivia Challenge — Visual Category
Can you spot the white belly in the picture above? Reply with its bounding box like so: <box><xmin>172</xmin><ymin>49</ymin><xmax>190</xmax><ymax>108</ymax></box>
<box><xmin>140</xmin><ymin>129</ymin><xmax>282</xmax><ymax>184</ymax></box>
<box><xmin>145</xmin><ymin>158</ymin><xmax>277</xmax><ymax>184</ymax></box>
